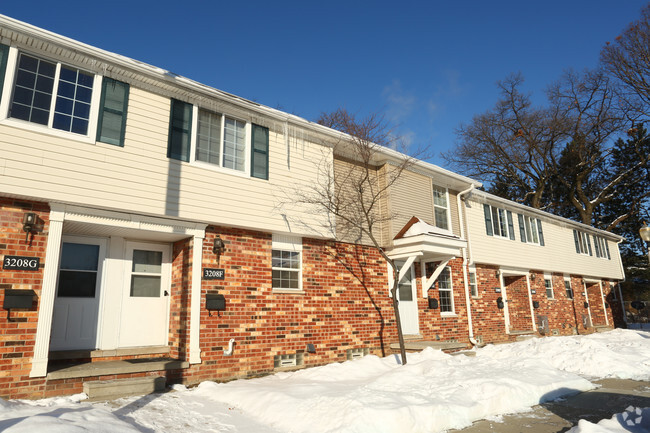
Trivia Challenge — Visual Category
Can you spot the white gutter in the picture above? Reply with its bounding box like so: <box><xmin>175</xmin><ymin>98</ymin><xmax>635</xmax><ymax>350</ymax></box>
<box><xmin>457</xmin><ymin>183</ymin><xmax>479</xmax><ymax>346</ymax></box>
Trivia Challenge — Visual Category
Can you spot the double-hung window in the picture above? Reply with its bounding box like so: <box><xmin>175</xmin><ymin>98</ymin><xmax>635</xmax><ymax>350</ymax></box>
<box><xmin>432</xmin><ymin>186</ymin><xmax>450</xmax><ymax>230</ymax></box>
<box><xmin>271</xmin><ymin>235</ymin><xmax>302</xmax><ymax>291</ymax></box>
<box><xmin>483</xmin><ymin>204</ymin><xmax>515</xmax><ymax>240</ymax></box>
<box><xmin>438</xmin><ymin>267</ymin><xmax>454</xmax><ymax>314</ymax></box>
<box><xmin>564</xmin><ymin>279</ymin><xmax>573</xmax><ymax>299</ymax></box>
<box><xmin>544</xmin><ymin>275</ymin><xmax>554</xmax><ymax>299</ymax></box>
<box><xmin>593</xmin><ymin>235</ymin><xmax>611</xmax><ymax>259</ymax></box>
<box><xmin>469</xmin><ymin>268</ymin><xmax>478</xmax><ymax>297</ymax></box>
<box><xmin>168</xmin><ymin>100</ymin><xmax>269</xmax><ymax>179</ymax></box>
<box><xmin>573</xmin><ymin>230</ymin><xmax>593</xmax><ymax>256</ymax></box>
<box><xmin>518</xmin><ymin>215</ymin><xmax>545</xmax><ymax>246</ymax></box>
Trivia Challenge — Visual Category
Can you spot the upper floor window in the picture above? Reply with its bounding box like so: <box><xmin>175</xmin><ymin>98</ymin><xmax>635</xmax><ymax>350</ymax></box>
<box><xmin>432</xmin><ymin>186</ymin><xmax>450</xmax><ymax>230</ymax></box>
<box><xmin>1</xmin><ymin>48</ymin><xmax>129</xmax><ymax>145</ymax></box>
<box><xmin>573</xmin><ymin>230</ymin><xmax>593</xmax><ymax>256</ymax></box>
<box><xmin>168</xmin><ymin>99</ymin><xmax>269</xmax><ymax>179</ymax></box>
<box><xmin>10</xmin><ymin>53</ymin><xmax>95</xmax><ymax>135</ymax></box>
<box><xmin>518</xmin><ymin>214</ymin><xmax>545</xmax><ymax>246</ymax></box>
<box><xmin>483</xmin><ymin>204</ymin><xmax>515</xmax><ymax>240</ymax></box>
<box><xmin>593</xmin><ymin>235</ymin><xmax>611</xmax><ymax>260</ymax></box>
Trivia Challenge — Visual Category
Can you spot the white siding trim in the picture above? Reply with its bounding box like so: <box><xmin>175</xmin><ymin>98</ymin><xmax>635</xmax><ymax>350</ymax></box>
<box><xmin>30</xmin><ymin>208</ymin><xmax>64</xmax><ymax>377</ymax></box>
<box><xmin>189</xmin><ymin>233</ymin><xmax>204</xmax><ymax>364</ymax></box>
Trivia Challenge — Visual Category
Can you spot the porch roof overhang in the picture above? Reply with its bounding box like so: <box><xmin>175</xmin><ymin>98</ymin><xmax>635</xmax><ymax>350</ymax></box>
<box><xmin>387</xmin><ymin>217</ymin><xmax>466</xmax><ymax>262</ymax></box>
<box><xmin>52</xmin><ymin>203</ymin><xmax>207</xmax><ymax>241</ymax></box>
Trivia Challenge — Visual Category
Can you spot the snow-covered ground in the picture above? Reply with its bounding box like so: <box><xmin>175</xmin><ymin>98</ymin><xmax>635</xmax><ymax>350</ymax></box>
<box><xmin>1</xmin><ymin>329</ymin><xmax>649</xmax><ymax>433</ymax></box>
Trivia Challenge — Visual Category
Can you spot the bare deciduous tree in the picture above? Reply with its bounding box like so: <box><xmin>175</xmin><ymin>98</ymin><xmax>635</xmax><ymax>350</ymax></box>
<box><xmin>601</xmin><ymin>4</ymin><xmax>650</xmax><ymax>118</ymax></box>
<box><xmin>287</xmin><ymin>108</ymin><xmax>417</xmax><ymax>365</ymax></box>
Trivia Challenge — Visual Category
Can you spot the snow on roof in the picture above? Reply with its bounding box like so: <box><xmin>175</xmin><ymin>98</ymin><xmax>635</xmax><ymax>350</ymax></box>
<box><xmin>395</xmin><ymin>216</ymin><xmax>460</xmax><ymax>240</ymax></box>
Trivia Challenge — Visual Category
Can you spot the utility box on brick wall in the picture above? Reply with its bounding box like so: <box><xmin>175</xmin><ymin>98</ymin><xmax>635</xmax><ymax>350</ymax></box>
<box><xmin>3</xmin><ymin>289</ymin><xmax>36</xmax><ymax>310</ymax></box>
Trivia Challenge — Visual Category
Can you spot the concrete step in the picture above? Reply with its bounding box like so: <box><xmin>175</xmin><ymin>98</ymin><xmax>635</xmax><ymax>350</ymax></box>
<box><xmin>594</xmin><ymin>325</ymin><xmax>614</xmax><ymax>333</ymax></box>
<box><xmin>47</xmin><ymin>358</ymin><xmax>188</xmax><ymax>380</ymax></box>
<box><xmin>390</xmin><ymin>340</ymin><xmax>468</xmax><ymax>351</ymax></box>
<box><xmin>84</xmin><ymin>376</ymin><xmax>166</xmax><ymax>401</ymax></box>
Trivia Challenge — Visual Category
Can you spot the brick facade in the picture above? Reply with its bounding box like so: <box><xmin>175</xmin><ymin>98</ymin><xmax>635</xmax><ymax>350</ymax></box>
<box><xmin>0</xmin><ymin>197</ymin><xmax>623</xmax><ymax>399</ymax></box>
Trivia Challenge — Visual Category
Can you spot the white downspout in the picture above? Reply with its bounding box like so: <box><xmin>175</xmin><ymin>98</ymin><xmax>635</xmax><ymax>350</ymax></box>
<box><xmin>616</xmin><ymin>239</ymin><xmax>627</xmax><ymax>326</ymax></box>
<box><xmin>457</xmin><ymin>184</ymin><xmax>479</xmax><ymax>346</ymax></box>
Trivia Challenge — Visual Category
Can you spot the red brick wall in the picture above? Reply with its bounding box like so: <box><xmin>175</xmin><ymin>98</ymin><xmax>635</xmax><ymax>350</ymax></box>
<box><xmin>0</xmin><ymin>197</ymin><xmax>50</xmax><ymax>398</ymax></box>
<box><xmin>469</xmin><ymin>265</ymin><xmax>510</xmax><ymax>344</ymax></box>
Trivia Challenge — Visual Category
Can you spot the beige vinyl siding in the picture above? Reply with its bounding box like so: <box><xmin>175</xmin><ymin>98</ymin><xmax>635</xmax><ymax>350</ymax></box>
<box><xmin>465</xmin><ymin>197</ymin><xmax>624</xmax><ymax>280</ymax></box>
<box><xmin>388</xmin><ymin>169</ymin><xmax>435</xmax><ymax>238</ymax></box>
<box><xmin>0</xmin><ymin>86</ymin><xmax>330</xmax><ymax>237</ymax></box>
<box><xmin>332</xmin><ymin>157</ymin><xmax>384</xmax><ymax>245</ymax></box>
<box><xmin>448</xmin><ymin>189</ymin><xmax>461</xmax><ymax>235</ymax></box>
<box><xmin>377</xmin><ymin>164</ymin><xmax>391</xmax><ymax>247</ymax></box>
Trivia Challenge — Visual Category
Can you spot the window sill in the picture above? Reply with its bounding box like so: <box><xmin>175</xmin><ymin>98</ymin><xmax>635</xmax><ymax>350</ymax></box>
<box><xmin>0</xmin><ymin>117</ymin><xmax>96</xmax><ymax>145</ymax></box>
<box><xmin>440</xmin><ymin>313</ymin><xmax>458</xmax><ymax>318</ymax></box>
<box><xmin>272</xmin><ymin>289</ymin><xmax>305</xmax><ymax>295</ymax></box>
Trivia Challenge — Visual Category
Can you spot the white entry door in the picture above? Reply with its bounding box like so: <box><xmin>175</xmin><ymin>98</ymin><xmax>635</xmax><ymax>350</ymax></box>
<box><xmin>396</xmin><ymin>262</ymin><xmax>419</xmax><ymax>335</ymax></box>
<box><xmin>118</xmin><ymin>242</ymin><xmax>171</xmax><ymax>347</ymax></box>
<box><xmin>50</xmin><ymin>236</ymin><xmax>107</xmax><ymax>351</ymax></box>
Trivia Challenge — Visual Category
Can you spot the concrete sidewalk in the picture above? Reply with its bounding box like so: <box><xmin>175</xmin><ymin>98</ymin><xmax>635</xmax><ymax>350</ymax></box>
<box><xmin>450</xmin><ymin>379</ymin><xmax>650</xmax><ymax>433</ymax></box>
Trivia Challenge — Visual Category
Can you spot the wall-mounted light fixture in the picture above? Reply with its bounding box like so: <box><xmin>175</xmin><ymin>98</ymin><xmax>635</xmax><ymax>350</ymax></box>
<box><xmin>530</xmin><ymin>273</ymin><xmax>537</xmax><ymax>281</ymax></box>
<box><xmin>495</xmin><ymin>269</ymin><xmax>501</xmax><ymax>278</ymax></box>
<box><xmin>22</xmin><ymin>212</ymin><xmax>37</xmax><ymax>242</ymax></box>
<box><xmin>213</xmin><ymin>235</ymin><xmax>226</xmax><ymax>262</ymax></box>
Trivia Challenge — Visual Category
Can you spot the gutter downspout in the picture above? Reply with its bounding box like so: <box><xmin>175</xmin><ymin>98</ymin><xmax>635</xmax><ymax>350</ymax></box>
<box><xmin>457</xmin><ymin>184</ymin><xmax>479</xmax><ymax>346</ymax></box>
<box><xmin>616</xmin><ymin>238</ymin><xmax>627</xmax><ymax>326</ymax></box>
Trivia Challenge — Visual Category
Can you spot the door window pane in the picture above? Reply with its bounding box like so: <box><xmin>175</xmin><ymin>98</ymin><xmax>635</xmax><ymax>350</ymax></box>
<box><xmin>130</xmin><ymin>250</ymin><xmax>163</xmax><ymax>297</ymax></box>
<box><xmin>57</xmin><ymin>242</ymin><xmax>100</xmax><ymax>298</ymax></box>
<box><xmin>130</xmin><ymin>275</ymin><xmax>162</xmax><ymax>297</ymax></box>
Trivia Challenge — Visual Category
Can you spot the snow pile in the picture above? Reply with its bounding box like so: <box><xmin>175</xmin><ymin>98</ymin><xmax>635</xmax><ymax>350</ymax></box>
<box><xmin>0</xmin><ymin>329</ymin><xmax>648</xmax><ymax>433</ymax></box>
<box><xmin>0</xmin><ymin>393</ymin><xmax>139</xmax><ymax>432</ymax></box>
<box><xmin>567</xmin><ymin>406</ymin><xmax>650</xmax><ymax>432</ymax></box>
<box><xmin>476</xmin><ymin>329</ymin><xmax>650</xmax><ymax>380</ymax></box>
<box><xmin>192</xmin><ymin>347</ymin><xmax>593</xmax><ymax>433</ymax></box>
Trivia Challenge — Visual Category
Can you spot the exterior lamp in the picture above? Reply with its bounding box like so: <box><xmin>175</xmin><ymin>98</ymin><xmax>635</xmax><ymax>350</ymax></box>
<box><xmin>213</xmin><ymin>235</ymin><xmax>226</xmax><ymax>261</ymax></box>
<box><xmin>640</xmin><ymin>222</ymin><xmax>650</xmax><ymax>264</ymax></box>
<box><xmin>22</xmin><ymin>212</ymin><xmax>37</xmax><ymax>242</ymax></box>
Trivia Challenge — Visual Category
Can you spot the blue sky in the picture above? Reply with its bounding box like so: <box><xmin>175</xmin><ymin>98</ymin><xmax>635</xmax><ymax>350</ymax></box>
<box><xmin>1</xmin><ymin>1</ymin><xmax>647</xmax><ymax>167</ymax></box>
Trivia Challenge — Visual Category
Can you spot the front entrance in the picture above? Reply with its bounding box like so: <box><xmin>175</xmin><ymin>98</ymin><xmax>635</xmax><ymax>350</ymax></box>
<box><xmin>396</xmin><ymin>261</ymin><xmax>419</xmax><ymax>335</ymax></box>
<box><xmin>50</xmin><ymin>237</ymin><xmax>172</xmax><ymax>351</ymax></box>
<box><xmin>50</xmin><ymin>236</ymin><xmax>107</xmax><ymax>351</ymax></box>
<box><xmin>504</xmin><ymin>275</ymin><xmax>533</xmax><ymax>332</ymax></box>
<box><xmin>118</xmin><ymin>242</ymin><xmax>171</xmax><ymax>347</ymax></box>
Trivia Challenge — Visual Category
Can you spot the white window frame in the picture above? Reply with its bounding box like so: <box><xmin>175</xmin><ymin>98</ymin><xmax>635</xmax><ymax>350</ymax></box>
<box><xmin>488</xmin><ymin>205</ymin><xmax>510</xmax><ymax>239</ymax></box>
<box><xmin>544</xmin><ymin>273</ymin><xmax>554</xmax><ymax>299</ymax></box>
<box><xmin>271</xmin><ymin>234</ymin><xmax>303</xmax><ymax>293</ymax></box>
<box><xmin>0</xmin><ymin>46</ymin><xmax>102</xmax><ymax>144</ymax></box>
<box><xmin>575</xmin><ymin>230</ymin><xmax>592</xmax><ymax>256</ymax></box>
<box><xmin>189</xmin><ymin>106</ymin><xmax>252</xmax><ymax>177</ymax></box>
<box><xmin>438</xmin><ymin>266</ymin><xmax>455</xmax><ymax>315</ymax></box>
<box><xmin>564</xmin><ymin>277</ymin><xmax>574</xmax><ymax>299</ymax></box>
<box><xmin>523</xmin><ymin>216</ymin><xmax>541</xmax><ymax>245</ymax></box>
<box><xmin>469</xmin><ymin>267</ymin><xmax>478</xmax><ymax>298</ymax></box>
<box><xmin>593</xmin><ymin>236</ymin><xmax>610</xmax><ymax>259</ymax></box>
<box><xmin>432</xmin><ymin>185</ymin><xmax>451</xmax><ymax>232</ymax></box>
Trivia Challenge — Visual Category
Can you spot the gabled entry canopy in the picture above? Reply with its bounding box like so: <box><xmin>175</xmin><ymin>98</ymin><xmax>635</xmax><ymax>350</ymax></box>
<box><xmin>387</xmin><ymin>217</ymin><xmax>466</xmax><ymax>297</ymax></box>
<box><xmin>390</xmin><ymin>217</ymin><xmax>466</xmax><ymax>262</ymax></box>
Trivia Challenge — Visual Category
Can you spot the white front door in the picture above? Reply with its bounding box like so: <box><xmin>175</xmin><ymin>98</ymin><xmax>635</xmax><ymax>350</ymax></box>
<box><xmin>396</xmin><ymin>262</ymin><xmax>419</xmax><ymax>335</ymax></box>
<box><xmin>118</xmin><ymin>242</ymin><xmax>171</xmax><ymax>347</ymax></box>
<box><xmin>50</xmin><ymin>236</ymin><xmax>107</xmax><ymax>351</ymax></box>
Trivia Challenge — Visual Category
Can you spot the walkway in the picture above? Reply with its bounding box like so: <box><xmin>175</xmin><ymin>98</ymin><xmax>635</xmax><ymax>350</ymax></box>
<box><xmin>451</xmin><ymin>378</ymin><xmax>650</xmax><ymax>432</ymax></box>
